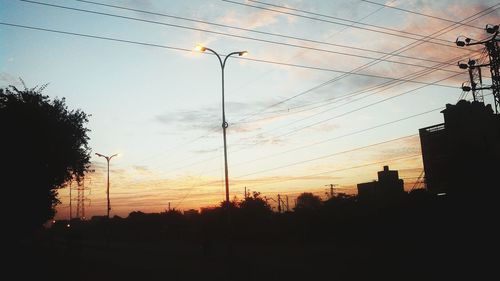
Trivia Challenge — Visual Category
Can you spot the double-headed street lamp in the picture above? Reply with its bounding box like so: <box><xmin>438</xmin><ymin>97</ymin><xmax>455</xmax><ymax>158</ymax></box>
<box><xmin>95</xmin><ymin>152</ymin><xmax>118</xmax><ymax>218</ymax></box>
<box><xmin>195</xmin><ymin>45</ymin><xmax>247</xmax><ymax>206</ymax></box>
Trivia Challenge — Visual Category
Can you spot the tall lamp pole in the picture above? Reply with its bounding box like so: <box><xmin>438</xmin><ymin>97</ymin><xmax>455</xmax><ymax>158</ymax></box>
<box><xmin>95</xmin><ymin>153</ymin><xmax>118</xmax><ymax>218</ymax></box>
<box><xmin>195</xmin><ymin>45</ymin><xmax>247</xmax><ymax>206</ymax></box>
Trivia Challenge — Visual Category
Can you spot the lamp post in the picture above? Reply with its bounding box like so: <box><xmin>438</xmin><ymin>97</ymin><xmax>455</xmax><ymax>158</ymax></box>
<box><xmin>95</xmin><ymin>152</ymin><xmax>118</xmax><ymax>219</ymax></box>
<box><xmin>195</xmin><ymin>45</ymin><xmax>247</xmax><ymax>207</ymax></box>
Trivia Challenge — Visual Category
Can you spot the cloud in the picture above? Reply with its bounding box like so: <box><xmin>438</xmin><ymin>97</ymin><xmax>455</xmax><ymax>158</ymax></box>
<box><xmin>217</xmin><ymin>8</ymin><xmax>278</xmax><ymax>31</ymax></box>
<box><xmin>193</xmin><ymin>147</ymin><xmax>220</xmax><ymax>154</ymax></box>
<box><xmin>155</xmin><ymin>100</ymin><xmax>274</xmax><ymax>133</ymax></box>
<box><xmin>0</xmin><ymin>73</ymin><xmax>21</xmax><ymax>87</ymax></box>
<box><xmin>155</xmin><ymin>109</ymin><xmax>217</xmax><ymax>131</ymax></box>
<box><xmin>123</xmin><ymin>0</ymin><xmax>156</xmax><ymax>19</ymax></box>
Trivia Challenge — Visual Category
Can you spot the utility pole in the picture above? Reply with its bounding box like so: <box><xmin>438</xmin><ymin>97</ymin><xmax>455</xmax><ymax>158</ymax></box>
<box><xmin>69</xmin><ymin>180</ymin><xmax>72</xmax><ymax>221</ymax></box>
<box><xmin>277</xmin><ymin>194</ymin><xmax>281</xmax><ymax>213</ymax></box>
<box><xmin>244</xmin><ymin>186</ymin><xmax>247</xmax><ymax>199</ymax></box>
<box><xmin>456</xmin><ymin>24</ymin><xmax>500</xmax><ymax>113</ymax></box>
<box><xmin>325</xmin><ymin>184</ymin><xmax>338</xmax><ymax>199</ymax></box>
<box><xmin>286</xmin><ymin>195</ymin><xmax>289</xmax><ymax>212</ymax></box>
<box><xmin>75</xmin><ymin>179</ymin><xmax>90</xmax><ymax>220</ymax></box>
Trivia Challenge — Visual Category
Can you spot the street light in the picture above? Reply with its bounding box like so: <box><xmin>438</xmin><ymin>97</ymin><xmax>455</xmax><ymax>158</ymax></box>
<box><xmin>195</xmin><ymin>45</ymin><xmax>247</xmax><ymax>207</ymax></box>
<box><xmin>95</xmin><ymin>152</ymin><xmax>118</xmax><ymax>219</ymax></box>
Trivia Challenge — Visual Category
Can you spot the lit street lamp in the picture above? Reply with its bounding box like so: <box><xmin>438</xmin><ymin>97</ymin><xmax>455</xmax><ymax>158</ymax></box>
<box><xmin>95</xmin><ymin>152</ymin><xmax>118</xmax><ymax>219</ymax></box>
<box><xmin>195</xmin><ymin>45</ymin><xmax>247</xmax><ymax>207</ymax></box>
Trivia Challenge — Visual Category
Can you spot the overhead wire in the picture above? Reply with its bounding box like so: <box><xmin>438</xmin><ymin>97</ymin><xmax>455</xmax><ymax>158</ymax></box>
<box><xmin>360</xmin><ymin>0</ymin><xmax>489</xmax><ymax>30</ymax></box>
<box><xmin>272</xmin><ymin>72</ymin><xmax>462</xmax><ymax>139</ymax></box>
<box><xmin>249</xmin><ymin>0</ymin><xmax>485</xmax><ymax>30</ymax></box>
<box><xmin>16</xmin><ymin>0</ymin><xmax>466</xmax><ymax>75</ymax></box>
<box><xmin>0</xmin><ymin>21</ymin><xmax>460</xmax><ymax>88</ymax></box>
<box><xmin>72</xmin><ymin>0</ymin><xmax>459</xmax><ymax>66</ymax></box>
<box><xmin>233</xmin><ymin>3</ymin><xmax>498</xmax><ymax>122</ymax></box>
<box><xmin>241</xmin><ymin>154</ymin><xmax>422</xmax><ymax>190</ymax></box>
<box><xmin>235</xmin><ymin>52</ymin><xmax>467</xmax><ymax>127</ymax></box>
<box><xmin>221</xmin><ymin>0</ymin><xmax>489</xmax><ymax>48</ymax></box>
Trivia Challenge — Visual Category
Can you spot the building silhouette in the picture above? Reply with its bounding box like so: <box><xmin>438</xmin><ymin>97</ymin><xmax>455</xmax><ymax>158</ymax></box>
<box><xmin>419</xmin><ymin>100</ymin><xmax>500</xmax><ymax>195</ymax></box>
<box><xmin>357</xmin><ymin>165</ymin><xmax>405</xmax><ymax>202</ymax></box>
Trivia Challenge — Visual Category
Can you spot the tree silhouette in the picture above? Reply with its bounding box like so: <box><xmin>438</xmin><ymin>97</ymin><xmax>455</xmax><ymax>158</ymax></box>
<box><xmin>1</xmin><ymin>84</ymin><xmax>91</xmax><ymax>235</ymax></box>
<box><xmin>238</xmin><ymin>191</ymin><xmax>272</xmax><ymax>215</ymax></box>
<box><xmin>295</xmin><ymin>192</ymin><xmax>322</xmax><ymax>211</ymax></box>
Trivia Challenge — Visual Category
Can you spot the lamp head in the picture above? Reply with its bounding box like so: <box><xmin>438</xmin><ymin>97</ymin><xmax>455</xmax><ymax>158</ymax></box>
<box><xmin>461</xmin><ymin>82</ymin><xmax>471</xmax><ymax>92</ymax></box>
<box><xmin>456</xmin><ymin>38</ymin><xmax>466</xmax><ymax>47</ymax></box>
<box><xmin>486</xmin><ymin>24</ymin><xmax>499</xmax><ymax>34</ymax></box>
<box><xmin>195</xmin><ymin>45</ymin><xmax>206</xmax><ymax>52</ymax></box>
<box><xmin>458</xmin><ymin>61</ymin><xmax>468</xmax><ymax>69</ymax></box>
<box><xmin>239</xmin><ymin>51</ymin><xmax>248</xmax><ymax>56</ymax></box>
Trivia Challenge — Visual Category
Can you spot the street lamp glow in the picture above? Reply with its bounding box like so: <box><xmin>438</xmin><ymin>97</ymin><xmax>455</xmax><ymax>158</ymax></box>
<box><xmin>195</xmin><ymin>45</ymin><xmax>206</xmax><ymax>52</ymax></box>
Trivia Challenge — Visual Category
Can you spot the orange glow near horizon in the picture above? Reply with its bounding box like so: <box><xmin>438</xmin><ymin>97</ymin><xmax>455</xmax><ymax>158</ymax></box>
<box><xmin>55</xmin><ymin>149</ymin><xmax>424</xmax><ymax>219</ymax></box>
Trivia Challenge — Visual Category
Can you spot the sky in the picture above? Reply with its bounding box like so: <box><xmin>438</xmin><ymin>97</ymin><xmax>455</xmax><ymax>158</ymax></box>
<box><xmin>1</xmin><ymin>0</ymin><xmax>498</xmax><ymax>219</ymax></box>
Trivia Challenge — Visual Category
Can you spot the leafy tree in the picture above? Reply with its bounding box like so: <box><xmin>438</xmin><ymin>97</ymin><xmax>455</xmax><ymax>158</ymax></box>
<box><xmin>238</xmin><ymin>191</ymin><xmax>272</xmax><ymax>215</ymax></box>
<box><xmin>1</xmin><ymin>83</ymin><xmax>91</xmax><ymax>235</ymax></box>
<box><xmin>295</xmin><ymin>192</ymin><xmax>322</xmax><ymax>211</ymax></box>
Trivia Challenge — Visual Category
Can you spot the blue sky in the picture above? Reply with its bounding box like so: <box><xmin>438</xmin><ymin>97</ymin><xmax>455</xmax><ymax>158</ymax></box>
<box><xmin>1</xmin><ymin>0</ymin><xmax>498</xmax><ymax>218</ymax></box>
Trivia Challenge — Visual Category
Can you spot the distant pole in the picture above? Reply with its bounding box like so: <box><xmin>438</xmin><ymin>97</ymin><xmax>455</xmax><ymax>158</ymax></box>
<box><xmin>277</xmin><ymin>194</ymin><xmax>281</xmax><ymax>213</ymax></box>
<box><xmin>168</xmin><ymin>202</ymin><xmax>171</xmax><ymax>212</ymax></box>
<box><xmin>107</xmin><ymin>159</ymin><xmax>110</xmax><ymax>218</ymax></box>
<box><xmin>286</xmin><ymin>196</ymin><xmax>289</xmax><ymax>212</ymax></box>
<box><xmin>69</xmin><ymin>180</ymin><xmax>72</xmax><ymax>220</ymax></box>
<box><xmin>325</xmin><ymin>184</ymin><xmax>337</xmax><ymax>199</ymax></box>
<box><xmin>95</xmin><ymin>153</ymin><xmax>118</xmax><ymax>219</ymax></box>
<box><xmin>81</xmin><ymin>180</ymin><xmax>85</xmax><ymax>219</ymax></box>
<box><xmin>244</xmin><ymin>186</ymin><xmax>247</xmax><ymax>199</ymax></box>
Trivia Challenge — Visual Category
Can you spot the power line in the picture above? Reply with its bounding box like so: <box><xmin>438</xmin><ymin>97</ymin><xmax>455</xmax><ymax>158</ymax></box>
<box><xmin>360</xmin><ymin>0</ymin><xmax>487</xmax><ymax>30</ymax></box>
<box><xmin>236</xmin><ymin>52</ymin><xmax>467</xmax><ymax>126</ymax></box>
<box><xmin>87</xmin><ymin>129</ymin><xmax>425</xmax><ymax>206</ymax></box>
<box><xmin>235</xmin><ymin>53</ymin><xmax>464</xmax><ymax>134</ymax></box>
<box><xmin>231</xmin><ymin>107</ymin><xmax>442</xmax><ymax>168</ymax></box>
<box><xmin>136</xmin><ymin>52</ymin><xmax>467</xmax><ymax>176</ymax></box>
<box><xmin>239</xmin><ymin>9</ymin><xmax>493</xmax><ymax>135</ymax></box>
<box><xmin>224</xmin><ymin>0</ymin><xmax>399</xmax><ymax>120</ymax></box>
<box><xmin>129</xmin><ymin>103</ymin><xmax>441</xmax><ymax>181</ymax></box>
<box><xmin>222</xmin><ymin>0</ymin><xmax>490</xmax><ymax>49</ymax></box>
<box><xmin>233</xmin><ymin>134</ymin><xmax>419</xmax><ymax>179</ymax></box>
<box><xmin>272</xmin><ymin>72</ymin><xmax>462</xmax><ymax>139</ymax></box>
<box><xmin>0</xmin><ymin>15</ymin><xmax>462</xmax><ymax>182</ymax></box>
<box><xmin>17</xmin><ymin>0</ymin><xmax>463</xmax><ymax>73</ymax></box>
<box><xmin>233</xmin><ymin>4</ymin><xmax>498</xmax><ymax>122</ymax></box>
<box><xmin>105</xmin><ymin>2</ymin><xmax>468</xmax><ymax>172</ymax></box>
<box><xmin>0</xmin><ymin>22</ymin><xmax>460</xmax><ymax>88</ymax></box>
<box><xmin>1</xmin><ymin>22</ymin><xmax>456</xmax><ymax>176</ymax></box>
<box><xmin>241</xmin><ymin>154</ymin><xmax>422</xmax><ymax>189</ymax></box>
<box><xmin>73</xmin><ymin>0</ymin><xmax>458</xmax><ymax>66</ymax></box>
<box><xmin>245</xmin><ymin>0</ymin><xmax>482</xmax><ymax>37</ymax></box>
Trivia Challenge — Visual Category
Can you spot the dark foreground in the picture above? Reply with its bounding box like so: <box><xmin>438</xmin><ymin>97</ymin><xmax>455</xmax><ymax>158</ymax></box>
<box><xmin>9</xmin><ymin>192</ymin><xmax>498</xmax><ymax>281</ymax></box>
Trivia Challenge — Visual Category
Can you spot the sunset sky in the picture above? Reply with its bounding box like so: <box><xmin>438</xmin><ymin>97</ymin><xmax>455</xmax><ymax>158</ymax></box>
<box><xmin>1</xmin><ymin>0</ymin><xmax>498</xmax><ymax>219</ymax></box>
